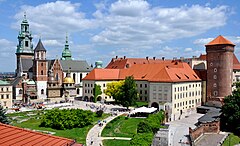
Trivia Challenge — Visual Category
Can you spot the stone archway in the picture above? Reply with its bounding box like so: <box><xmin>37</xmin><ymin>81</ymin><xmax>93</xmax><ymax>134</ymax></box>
<box><xmin>84</xmin><ymin>96</ymin><xmax>88</xmax><ymax>101</ymax></box>
<box><xmin>151</xmin><ymin>102</ymin><xmax>159</xmax><ymax>111</ymax></box>
<box><xmin>90</xmin><ymin>96</ymin><xmax>94</xmax><ymax>102</ymax></box>
<box><xmin>97</xmin><ymin>96</ymin><xmax>102</xmax><ymax>101</ymax></box>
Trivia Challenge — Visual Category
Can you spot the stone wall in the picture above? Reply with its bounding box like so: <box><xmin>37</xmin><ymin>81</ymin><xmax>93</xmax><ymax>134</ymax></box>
<box><xmin>189</xmin><ymin>121</ymin><xmax>220</xmax><ymax>142</ymax></box>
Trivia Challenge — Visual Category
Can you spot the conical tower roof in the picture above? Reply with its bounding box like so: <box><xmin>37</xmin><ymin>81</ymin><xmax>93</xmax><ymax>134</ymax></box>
<box><xmin>35</xmin><ymin>39</ymin><xmax>46</xmax><ymax>51</ymax></box>
<box><xmin>206</xmin><ymin>35</ymin><xmax>235</xmax><ymax>46</ymax></box>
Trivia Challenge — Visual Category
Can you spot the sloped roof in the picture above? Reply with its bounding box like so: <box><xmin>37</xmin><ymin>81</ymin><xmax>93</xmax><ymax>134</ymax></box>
<box><xmin>60</xmin><ymin>60</ymin><xmax>92</xmax><ymax>72</ymax></box>
<box><xmin>21</xmin><ymin>58</ymin><xmax>33</xmax><ymax>72</ymax></box>
<box><xmin>0</xmin><ymin>80</ymin><xmax>9</xmax><ymax>85</ymax></box>
<box><xmin>0</xmin><ymin>123</ymin><xmax>82</xmax><ymax>146</ymax></box>
<box><xmin>11</xmin><ymin>77</ymin><xmax>23</xmax><ymax>86</ymax></box>
<box><xmin>206</xmin><ymin>35</ymin><xmax>235</xmax><ymax>46</ymax></box>
<box><xmin>105</xmin><ymin>57</ymin><xmax>171</xmax><ymax>69</ymax></box>
<box><xmin>84</xmin><ymin>69</ymin><xmax>120</xmax><ymax>80</ymax></box>
<box><xmin>199</xmin><ymin>54</ymin><xmax>206</xmax><ymax>60</ymax></box>
<box><xmin>34</xmin><ymin>39</ymin><xmax>46</xmax><ymax>51</ymax></box>
<box><xmin>84</xmin><ymin>61</ymin><xmax>201</xmax><ymax>83</ymax></box>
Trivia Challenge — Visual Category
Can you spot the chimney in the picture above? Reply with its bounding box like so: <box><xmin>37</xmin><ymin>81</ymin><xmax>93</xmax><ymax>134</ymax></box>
<box><xmin>180</xmin><ymin>57</ymin><xmax>184</xmax><ymax>61</ymax></box>
<box><xmin>146</xmin><ymin>56</ymin><xmax>149</xmax><ymax>60</ymax></box>
<box><xmin>153</xmin><ymin>57</ymin><xmax>156</xmax><ymax>60</ymax></box>
<box><xmin>116</xmin><ymin>56</ymin><xmax>118</xmax><ymax>59</ymax></box>
<box><xmin>162</xmin><ymin>57</ymin><xmax>165</xmax><ymax>60</ymax></box>
<box><xmin>124</xmin><ymin>56</ymin><xmax>126</xmax><ymax>59</ymax></box>
<box><xmin>173</xmin><ymin>57</ymin><xmax>177</xmax><ymax>60</ymax></box>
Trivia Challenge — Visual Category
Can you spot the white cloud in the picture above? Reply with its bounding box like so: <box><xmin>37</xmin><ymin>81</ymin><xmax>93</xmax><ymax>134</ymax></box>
<box><xmin>13</xmin><ymin>1</ymin><xmax>96</xmax><ymax>40</ymax></box>
<box><xmin>92</xmin><ymin>0</ymin><xmax>229</xmax><ymax>49</ymax></box>
<box><xmin>0</xmin><ymin>39</ymin><xmax>16</xmax><ymax>71</ymax></box>
<box><xmin>184</xmin><ymin>48</ymin><xmax>193</xmax><ymax>52</ymax></box>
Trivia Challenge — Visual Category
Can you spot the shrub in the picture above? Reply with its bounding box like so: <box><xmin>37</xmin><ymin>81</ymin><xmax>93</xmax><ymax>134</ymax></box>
<box><xmin>96</xmin><ymin>110</ymin><xmax>103</xmax><ymax>117</ymax></box>
<box><xmin>137</xmin><ymin>121</ymin><xmax>152</xmax><ymax>133</ymax></box>
<box><xmin>40</xmin><ymin>109</ymin><xmax>94</xmax><ymax>130</ymax></box>
<box><xmin>130</xmin><ymin>133</ymin><xmax>153</xmax><ymax>146</ymax></box>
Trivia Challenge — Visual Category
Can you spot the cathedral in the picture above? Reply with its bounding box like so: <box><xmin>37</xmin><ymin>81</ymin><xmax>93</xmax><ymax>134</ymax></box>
<box><xmin>12</xmin><ymin>14</ymin><xmax>93</xmax><ymax>103</ymax></box>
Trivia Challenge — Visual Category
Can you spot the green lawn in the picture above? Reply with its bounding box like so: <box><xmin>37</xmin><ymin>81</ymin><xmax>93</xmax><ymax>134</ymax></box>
<box><xmin>223</xmin><ymin>133</ymin><xmax>240</xmax><ymax>146</ymax></box>
<box><xmin>102</xmin><ymin>116</ymin><xmax>145</xmax><ymax>138</ymax></box>
<box><xmin>103</xmin><ymin>139</ymin><xmax>130</xmax><ymax>146</ymax></box>
<box><xmin>8</xmin><ymin>110</ymin><xmax>109</xmax><ymax>145</ymax></box>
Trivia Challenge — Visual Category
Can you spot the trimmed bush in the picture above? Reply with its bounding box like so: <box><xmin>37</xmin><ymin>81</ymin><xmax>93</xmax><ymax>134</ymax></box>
<box><xmin>40</xmin><ymin>109</ymin><xmax>94</xmax><ymax>130</ymax></box>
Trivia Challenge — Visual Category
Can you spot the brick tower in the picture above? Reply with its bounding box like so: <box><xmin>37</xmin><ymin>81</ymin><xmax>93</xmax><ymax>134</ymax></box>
<box><xmin>33</xmin><ymin>39</ymin><xmax>48</xmax><ymax>99</ymax></box>
<box><xmin>206</xmin><ymin>35</ymin><xmax>235</xmax><ymax>100</ymax></box>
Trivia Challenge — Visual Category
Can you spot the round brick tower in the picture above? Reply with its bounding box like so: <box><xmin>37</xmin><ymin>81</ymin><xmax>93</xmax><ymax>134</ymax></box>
<box><xmin>206</xmin><ymin>35</ymin><xmax>235</xmax><ymax>99</ymax></box>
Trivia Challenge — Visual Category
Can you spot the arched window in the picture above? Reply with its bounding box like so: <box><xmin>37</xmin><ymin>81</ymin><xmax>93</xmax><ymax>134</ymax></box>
<box><xmin>56</xmin><ymin>73</ymin><xmax>59</xmax><ymax>81</ymax></box>
<box><xmin>41</xmin><ymin>89</ymin><xmax>44</xmax><ymax>95</ymax></box>
<box><xmin>41</xmin><ymin>70</ymin><xmax>43</xmax><ymax>75</ymax></box>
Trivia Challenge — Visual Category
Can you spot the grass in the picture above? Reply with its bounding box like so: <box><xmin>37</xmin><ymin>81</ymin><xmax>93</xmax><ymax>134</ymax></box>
<box><xmin>134</xmin><ymin>101</ymin><xmax>148</xmax><ymax>107</ymax></box>
<box><xmin>102</xmin><ymin>116</ymin><xmax>145</xmax><ymax>138</ymax></box>
<box><xmin>103</xmin><ymin>139</ymin><xmax>130</xmax><ymax>146</ymax></box>
<box><xmin>223</xmin><ymin>133</ymin><xmax>240</xmax><ymax>146</ymax></box>
<box><xmin>8</xmin><ymin>110</ymin><xmax>109</xmax><ymax>145</ymax></box>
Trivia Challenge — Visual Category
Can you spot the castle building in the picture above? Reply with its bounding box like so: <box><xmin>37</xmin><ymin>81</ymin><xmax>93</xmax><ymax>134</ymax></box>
<box><xmin>206</xmin><ymin>35</ymin><xmax>235</xmax><ymax>99</ymax></box>
<box><xmin>83</xmin><ymin>60</ymin><xmax>202</xmax><ymax>121</ymax></box>
<box><xmin>12</xmin><ymin>14</ymin><xmax>92</xmax><ymax>103</ymax></box>
<box><xmin>0</xmin><ymin>80</ymin><xmax>13</xmax><ymax>108</ymax></box>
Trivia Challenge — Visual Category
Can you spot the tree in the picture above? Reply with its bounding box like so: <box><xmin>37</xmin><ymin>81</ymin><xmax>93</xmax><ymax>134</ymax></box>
<box><xmin>93</xmin><ymin>84</ymin><xmax>102</xmax><ymax>103</ymax></box>
<box><xmin>120</xmin><ymin>76</ymin><xmax>138</xmax><ymax>108</ymax></box>
<box><xmin>0</xmin><ymin>104</ymin><xmax>9</xmax><ymax>124</ymax></box>
<box><xmin>221</xmin><ymin>84</ymin><xmax>240</xmax><ymax>135</ymax></box>
<box><xmin>104</xmin><ymin>81</ymin><xmax>124</xmax><ymax>100</ymax></box>
<box><xmin>130</xmin><ymin>133</ymin><xmax>153</xmax><ymax>146</ymax></box>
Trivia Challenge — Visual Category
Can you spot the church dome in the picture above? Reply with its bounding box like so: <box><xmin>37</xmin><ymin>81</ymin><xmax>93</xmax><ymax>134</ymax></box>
<box><xmin>63</xmin><ymin>73</ymin><xmax>74</xmax><ymax>84</ymax></box>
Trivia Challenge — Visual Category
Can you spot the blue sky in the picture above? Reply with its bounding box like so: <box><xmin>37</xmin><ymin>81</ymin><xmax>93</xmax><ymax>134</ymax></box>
<box><xmin>0</xmin><ymin>0</ymin><xmax>240</xmax><ymax>72</ymax></box>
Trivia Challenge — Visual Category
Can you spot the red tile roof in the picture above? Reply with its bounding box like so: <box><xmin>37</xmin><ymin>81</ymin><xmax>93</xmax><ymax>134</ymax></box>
<box><xmin>205</xmin><ymin>35</ymin><xmax>235</xmax><ymax>46</ymax></box>
<box><xmin>199</xmin><ymin>54</ymin><xmax>206</xmax><ymax>60</ymax></box>
<box><xmin>0</xmin><ymin>123</ymin><xmax>82</xmax><ymax>146</ymax></box>
<box><xmin>105</xmin><ymin>57</ymin><xmax>172</xmax><ymax>69</ymax></box>
<box><xmin>84</xmin><ymin>61</ymin><xmax>201</xmax><ymax>83</ymax></box>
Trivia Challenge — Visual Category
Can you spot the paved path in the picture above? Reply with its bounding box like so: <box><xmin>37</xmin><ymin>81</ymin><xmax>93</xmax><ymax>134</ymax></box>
<box><xmin>86</xmin><ymin>112</ymin><xmax>129</xmax><ymax>146</ymax></box>
<box><xmin>166</xmin><ymin>112</ymin><xmax>204</xmax><ymax>146</ymax></box>
<box><xmin>101</xmin><ymin>137</ymin><xmax>131</xmax><ymax>140</ymax></box>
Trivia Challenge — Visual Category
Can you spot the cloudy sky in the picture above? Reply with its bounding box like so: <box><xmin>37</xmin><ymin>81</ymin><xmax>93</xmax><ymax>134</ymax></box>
<box><xmin>0</xmin><ymin>0</ymin><xmax>240</xmax><ymax>72</ymax></box>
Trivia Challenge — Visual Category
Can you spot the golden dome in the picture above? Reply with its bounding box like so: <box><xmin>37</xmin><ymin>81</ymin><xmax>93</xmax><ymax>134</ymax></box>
<box><xmin>63</xmin><ymin>77</ymin><xmax>74</xmax><ymax>84</ymax></box>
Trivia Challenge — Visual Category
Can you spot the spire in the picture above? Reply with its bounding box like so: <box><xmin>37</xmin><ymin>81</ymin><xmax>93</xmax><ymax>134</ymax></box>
<box><xmin>24</xmin><ymin>12</ymin><xmax>26</xmax><ymax>20</ymax></box>
<box><xmin>61</xmin><ymin>33</ymin><xmax>72</xmax><ymax>60</ymax></box>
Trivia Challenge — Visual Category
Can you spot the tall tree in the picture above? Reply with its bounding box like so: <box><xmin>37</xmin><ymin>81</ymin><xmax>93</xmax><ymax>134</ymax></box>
<box><xmin>120</xmin><ymin>76</ymin><xmax>138</xmax><ymax>108</ymax></box>
<box><xmin>0</xmin><ymin>105</ymin><xmax>9</xmax><ymax>124</ymax></box>
<box><xmin>104</xmin><ymin>81</ymin><xmax>124</xmax><ymax>101</ymax></box>
<box><xmin>221</xmin><ymin>83</ymin><xmax>240</xmax><ymax>135</ymax></box>
<box><xmin>93</xmin><ymin>84</ymin><xmax>102</xmax><ymax>102</ymax></box>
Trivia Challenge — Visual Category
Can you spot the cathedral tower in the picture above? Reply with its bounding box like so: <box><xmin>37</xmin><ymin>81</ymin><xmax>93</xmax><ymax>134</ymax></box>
<box><xmin>206</xmin><ymin>35</ymin><xmax>235</xmax><ymax>99</ymax></box>
<box><xmin>15</xmin><ymin>13</ymin><xmax>34</xmax><ymax>76</ymax></box>
<box><xmin>33</xmin><ymin>39</ymin><xmax>47</xmax><ymax>99</ymax></box>
<box><xmin>61</xmin><ymin>34</ymin><xmax>72</xmax><ymax>60</ymax></box>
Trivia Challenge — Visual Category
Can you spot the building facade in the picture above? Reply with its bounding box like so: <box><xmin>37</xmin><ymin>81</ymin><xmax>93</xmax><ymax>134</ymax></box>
<box><xmin>0</xmin><ymin>80</ymin><xmax>13</xmax><ymax>108</ymax></box>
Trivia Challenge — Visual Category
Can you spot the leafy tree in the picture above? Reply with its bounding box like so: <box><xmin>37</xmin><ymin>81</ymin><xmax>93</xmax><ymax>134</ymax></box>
<box><xmin>137</xmin><ymin>121</ymin><xmax>152</xmax><ymax>133</ymax></box>
<box><xmin>93</xmin><ymin>84</ymin><xmax>102</xmax><ymax>103</ymax></box>
<box><xmin>130</xmin><ymin>133</ymin><xmax>153</xmax><ymax>146</ymax></box>
<box><xmin>0</xmin><ymin>104</ymin><xmax>9</xmax><ymax>124</ymax></box>
<box><xmin>104</xmin><ymin>80</ymin><xmax>124</xmax><ymax>100</ymax></box>
<box><xmin>119</xmin><ymin>76</ymin><xmax>138</xmax><ymax>108</ymax></box>
<box><xmin>221</xmin><ymin>83</ymin><xmax>240</xmax><ymax>135</ymax></box>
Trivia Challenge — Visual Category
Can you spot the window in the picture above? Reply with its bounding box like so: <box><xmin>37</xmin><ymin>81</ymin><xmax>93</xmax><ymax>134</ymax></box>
<box><xmin>140</xmin><ymin>96</ymin><xmax>142</xmax><ymax>100</ymax></box>
<box><xmin>4</xmin><ymin>101</ymin><xmax>6</xmax><ymax>106</ymax></box>
<box><xmin>41</xmin><ymin>63</ymin><xmax>43</xmax><ymax>66</ymax></box>
<box><xmin>145</xmin><ymin>90</ymin><xmax>147</xmax><ymax>94</ymax></box>
<box><xmin>145</xmin><ymin>84</ymin><xmax>147</xmax><ymax>88</ymax></box>
<box><xmin>214</xmin><ymin>68</ymin><xmax>217</xmax><ymax>72</ymax></box>
<box><xmin>6</xmin><ymin>88</ymin><xmax>8</xmax><ymax>91</ymax></box>
<box><xmin>19</xmin><ymin>89</ymin><xmax>23</xmax><ymax>94</ymax></box>
<box><xmin>1</xmin><ymin>95</ymin><xmax>3</xmax><ymax>99</ymax></box>
<box><xmin>6</xmin><ymin>95</ymin><xmax>9</xmax><ymax>99</ymax></box>
<box><xmin>41</xmin><ymin>70</ymin><xmax>43</xmax><ymax>75</ymax></box>
<box><xmin>41</xmin><ymin>89</ymin><xmax>44</xmax><ymax>94</ymax></box>
<box><xmin>25</xmin><ymin>41</ymin><xmax>29</xmax><ymax>47</ymax></box>
<box><xmin>73</xmin><ymin>73</ymin><xmax>76</xmax><ymax>82</ymax></box>
<box><xmin>213</xmin><ymin>83</ymin><xmax>217</xmax><ymax>88</ymax></box>
<box><xmin>153</xmin><ymin>93</ymin><xmax>156</xmax><ymax>99</ymax></box>
<box><xmin>77</xmin><ymin>89</ymin><xmax>80</xmax><ymax>94</ymax></box>
<box><xmin>213</xmin><ymin>75</ymin><xmax>217</xmax><ymax>79</ymax></box>
<box><xmin>103</xmin><ymin>84</ymin><xmax>105</xmax><ymax>87</ymax></box>
<box><xmin>140</xmin><ymin>90</ymin><xmax>142</xmax><ymax>94</ymax></box>
<box><xmin>140</xmin><ymin>84</ymin><xmax>142</xmax><ymax>88</ymax></box>
<box><xmin>80</xmin><ymin>73</ymin><xmax>83</xmax><ymax>82</ymax></box>
<box><xmin>214</xmin><ymin>91</ymin><xmax>218</xmax><ymax>96</ymax></box>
